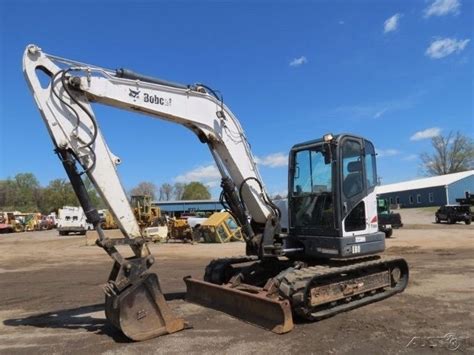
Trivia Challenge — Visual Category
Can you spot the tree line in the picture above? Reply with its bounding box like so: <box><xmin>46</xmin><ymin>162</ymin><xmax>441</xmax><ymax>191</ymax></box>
<box><xmin>0</xmin><ymin>173</ymin><xmax>211</xmax><ymax>214</ymax></box>
<box><xmin>1</xmin><ymin>131</ymin><xmax>471</xmax><ymax>213</ymax></box>
<box><xmin>0</xmin><ymin>173</ymin><xmax>105</xmax><ymax>214</ymax></box>
<box><xmin>130</xmin><ymin>181</ymin><xmax>211</xmax><ymax>201</ymax></box>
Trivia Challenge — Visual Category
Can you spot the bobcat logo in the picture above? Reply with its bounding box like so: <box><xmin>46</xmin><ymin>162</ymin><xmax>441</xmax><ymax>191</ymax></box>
<box><xmin>129</xmin><ymin>89</ymin><xmax>140</xmax><ymax>99</ymax></box>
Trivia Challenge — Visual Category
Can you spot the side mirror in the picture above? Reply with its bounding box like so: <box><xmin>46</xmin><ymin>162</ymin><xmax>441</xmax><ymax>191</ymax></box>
<box><xmin>323</xmin><ymin>143</ymin><xmax>332</xmax><ymax>165</ymax></box>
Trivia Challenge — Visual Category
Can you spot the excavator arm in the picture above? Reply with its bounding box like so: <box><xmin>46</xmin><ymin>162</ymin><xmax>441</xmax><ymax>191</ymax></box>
<box><xmin>23</xmin><ymin>45</ymin><xmax>285</xmax><ymax>340</ymax></box>
<box><xmin>23</xmin><ymin>45</ymin><xmax>279</xmax><ymax>249</ymax></box>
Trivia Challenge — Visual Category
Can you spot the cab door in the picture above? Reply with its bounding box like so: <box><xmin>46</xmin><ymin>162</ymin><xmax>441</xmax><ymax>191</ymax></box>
<box><xmin>340</xmin><ymin>137</ymin><xmax>378</xmax><ymax>237</ymax></box>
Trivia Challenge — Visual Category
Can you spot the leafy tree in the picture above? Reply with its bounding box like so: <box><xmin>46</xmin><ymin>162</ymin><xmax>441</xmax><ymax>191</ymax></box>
<box><xmin>0</xmin><ymin>173</ymin><xmax>104</xmax><ymax>214</ymax></box>
<box><xmin>181</xmin><ymin>181</ymin><xmax>211</xmax><ymax>200</ymax></box>
<box><xmin>16</xmin><ymin>173</ymin><xmax>41</xmax><ymax>210</ymax></box>
<box><xmin>173</xmin><ymin>182</ymin><xmax>186</xmax><ymax>200</ymax></box>
<box><xmin>0</xmin><ymin>179</ymin><xmax>17</xmax><ymax>210</ymax></box>
<box><xmin>0</xmin><ymin>173</ymin><xmax>41</xmax><ymax>211</ymax></box>
<box><xmin>0</xmin><ymin>180</ymin><xmax>6</xmax><ymax>207</ymax></box>
<box><xmin>159</xmin><ymin>183</ymin><xmax>173</xmax><ymax>201</ymax></box>
<box><xmin>41</xmin><ymin>179</ymin><xmax>78</xmax><ymax>213</ymax></box>
<box><xmin>84</xmin><ymin>177</ymin><xmax>106</xmax><ymax>209</ymax></box>
<box><xmin>130</xmin><ymin>181</ymin><xmax>157</xmax><ymax>200</ymax></box>
<box><xmin>421</xmin><ymin>131</ymin><xmax>474</xmax><ymax>176</ymax></box>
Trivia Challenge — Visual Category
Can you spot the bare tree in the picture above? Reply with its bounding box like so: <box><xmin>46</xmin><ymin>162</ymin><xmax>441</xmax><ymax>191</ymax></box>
<box><xmin>173</xmin><ymin>182</ymin><xmax>186</xmax><ymax>200</ymax></box>
<box><xmin>420</xmin><ymin>131</ymin><xmax>474</xmax><ymax>176</ymax></box>
<box><xmin>130</xmin><ymin>181</ymin><xmax>157</xmax><ymax>200</ymax></box>
<box><xmin>159</xmin><ymin>183</ymin><xmax>173</xmax><ymax>201</ymax></box>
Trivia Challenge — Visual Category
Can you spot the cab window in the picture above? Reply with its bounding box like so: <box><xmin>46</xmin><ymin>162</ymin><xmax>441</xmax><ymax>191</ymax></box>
<box><xmin>225</xmin><ymin>218</ymin><xmax>238</xmax><ymax>231</ymax></box>
<box><xmin>217</xmin><ymin>225</ymin><xmax>227</xmax><ymax>240</ymax></box>
<box><xmin>342</xmin><ymin>140</ymin><xmax>363</xmax><ymax>198</ymax></box>
<box><xmin>291</xmin><ymin>146</ymin><xmax>334</xmax><ymax>230</ymax></box>
<box><xmin>293</xmin><ymin>149</ymin><xmax>332</xmax><ymax>194</ymax></box>
<box><xmin>344</xmin><ymin>201</ymin><xmax>366</xmax><ymax>232</ymax></box>
<box><xmin>364</xmin><ymin>140</ymin><xmax>377</xmax><ymax>189</ymax></box>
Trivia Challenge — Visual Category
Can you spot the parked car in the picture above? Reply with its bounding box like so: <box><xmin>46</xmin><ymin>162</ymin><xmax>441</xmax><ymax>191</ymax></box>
<box><xmin>435</xmin><ymin>205</ymin><xmax>472</xmax><ymax>225</ymax></box>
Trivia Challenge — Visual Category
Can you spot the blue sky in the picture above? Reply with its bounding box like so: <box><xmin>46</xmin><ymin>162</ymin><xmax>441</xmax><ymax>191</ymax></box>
<box><xmin>0</xmin><ymin>0</ymin><xmax>472</xmax><ymax>197</ymax></box>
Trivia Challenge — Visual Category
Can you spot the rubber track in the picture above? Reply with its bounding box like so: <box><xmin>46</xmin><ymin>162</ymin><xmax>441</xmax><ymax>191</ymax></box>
<box><xmin>204</xmin><ymin>256</ymin><xmax>258</xmax><ymax>284</ymax></box>
<box><xmin>276</xmin><ymin>256</ymin><xmax>408</xmax><ymax>320</ymax></box>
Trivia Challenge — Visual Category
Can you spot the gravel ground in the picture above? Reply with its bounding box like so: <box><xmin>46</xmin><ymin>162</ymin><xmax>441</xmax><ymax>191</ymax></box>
<box><xmin>0</xmin><ymin>222</ymin><xmax>472</xmax><ymax>354</ymax></box>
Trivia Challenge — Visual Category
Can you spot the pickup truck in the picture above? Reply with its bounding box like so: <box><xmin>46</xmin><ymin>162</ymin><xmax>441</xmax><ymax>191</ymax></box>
<box><xmin>435</xmin><ymin>205</ymin><xmax>472</xmax><ymax>225</ymax></box>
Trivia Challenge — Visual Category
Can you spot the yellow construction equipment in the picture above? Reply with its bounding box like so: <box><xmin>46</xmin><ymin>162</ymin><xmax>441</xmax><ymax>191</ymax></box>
<box><xmin>0</xmin><ymin>212</ymin><xmax>20</xmax><ymax>233</ymax></box>
<box><xmin>99</xmin><ymin>209</ymin><xmax>118</xmax><ymax>230</ymax></box>
<box><xmin>23</xmin><ymin>213</ymin><xmax>42</xmax><ymax>231</ymax></box>
<box><xmin>131</xmin><ymin>195</ymin><xmax>163</xmax><ymax>228</ymax></box>
<box><xmin>167</xmin><ymin>217</ymin><xmax>194</xmax><ymax>242</ymax></box>
<box><xmin>198</xmin><ymin>212</ymin><xmax>244</xmax><ymax>243</ymax></box>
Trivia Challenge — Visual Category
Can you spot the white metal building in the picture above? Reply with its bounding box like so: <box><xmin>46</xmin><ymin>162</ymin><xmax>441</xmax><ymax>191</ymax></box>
<box><xmin>376</xmin><ymin>170</ymin><xmax>474</xmax><ymax>208</ymax></box>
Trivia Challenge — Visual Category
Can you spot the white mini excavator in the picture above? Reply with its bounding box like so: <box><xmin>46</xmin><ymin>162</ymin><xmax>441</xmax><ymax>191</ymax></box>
<box><xmin>23</xmin><ymin>45</ymin><xmax>408</xmax><ymax>341</ymax></box>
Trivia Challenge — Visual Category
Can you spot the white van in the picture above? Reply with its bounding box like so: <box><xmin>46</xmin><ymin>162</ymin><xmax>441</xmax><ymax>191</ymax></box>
<box><xmin>57</xmin><ymin>206</ymin><xmax>93</xmax><ymax>236</ymax></box>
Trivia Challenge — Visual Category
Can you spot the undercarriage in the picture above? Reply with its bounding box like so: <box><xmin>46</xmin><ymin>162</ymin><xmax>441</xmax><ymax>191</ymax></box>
<box><xmin>185</xmin><ymin>255</ymin><xmax>409</xmax><ymax>333</ymax></box>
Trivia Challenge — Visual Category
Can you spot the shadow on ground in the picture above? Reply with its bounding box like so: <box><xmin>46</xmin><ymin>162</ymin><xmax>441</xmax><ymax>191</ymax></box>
<box><xmin>2</xmin><ymin>292</ymin><xmax>186</xmax><ymax>343</ymax></box>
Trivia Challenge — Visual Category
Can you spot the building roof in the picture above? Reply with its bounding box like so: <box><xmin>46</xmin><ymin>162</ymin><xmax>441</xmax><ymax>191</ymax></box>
<box><xmin>152</xmin><ymin>200</ymin><xmax>224</xmax><ymax>213</ymax></box>
<box><xmin>153</xmin><ymin>200</ymin><xmax>221</xmax><ymax>205</ymax></box>
<box><xmin>376</xmin><ymin>170</ymin><xmax>474</xmax><ymax>194</ymax></box>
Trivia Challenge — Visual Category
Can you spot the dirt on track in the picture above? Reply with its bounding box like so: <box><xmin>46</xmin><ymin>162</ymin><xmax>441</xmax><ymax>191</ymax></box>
<box><xmin>0</xmin><ymin>224</ymin><xmax>473</xmax><ymax>354</ymax></box>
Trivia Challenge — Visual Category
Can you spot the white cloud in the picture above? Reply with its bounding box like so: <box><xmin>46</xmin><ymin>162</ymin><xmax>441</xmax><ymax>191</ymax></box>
<box><xmin>204</xmin><ymin>180</ymin><xmax>221</xmax><ymax>188</ymax></box>
<box><xmin>425</xmin><ymin>37</ymin><xmax>470</xmax><ymax>59</ymax></box>
<box><xmin>376</xmin><ymin>149</ymin><xmax>400</xmax><ymax>158</ymax></box>
<box><xmin>271</xmin><ymin>190</ymin><xmax>288</xmax><ymax>199</ymax></box>
<box><xmin>384</xmin><ymin>13</ymin><xmax>402</xmax><ymax>33</ymax></box>
<box><xmin>424</xmin><ymin>0</ymin><xmax>460</xmax><ymax>17</ymax></box>
<box><xmin>173</xmin><ymin>153</ymin><xmax>287</xmax><ymax>192</ymax></box>
<box><xmin>174</xmin><ymin>164</ymin><xmax>220</xmax><ymax>187</ymax></box>
<box><xmin>255</xmin><ymin>153</ymin><xmax>288</xmax><ymax>167</ymax></box>
<box><xmin>410</xmin><ymin>127</ymin><xmax>442</xmax><ymax>141</ymax></box>
<box><xmin>338</xmin><ymin>20</ymin><xmax>345</xmax><ymax>25</ymax></box>
<box><xmin>289</xmin><ymin>56</ymin><xmax>308</xmax><ymax>67</ymax></box>
<box><xmin>402</xmin><ymin>154</ymin><xmax>418</xmax><ymax>161</ymax></box>
<box><xmin>373</xmin><ymin>109</ymin><xmax>388</xmax><ymax>119</ymax></box>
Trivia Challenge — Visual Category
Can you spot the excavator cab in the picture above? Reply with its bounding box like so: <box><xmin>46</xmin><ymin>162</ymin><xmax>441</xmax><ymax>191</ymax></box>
<box><xmin>287</xmin><ymin>133</ymin><xmax>385</xmax><ymax>258</ymax></box>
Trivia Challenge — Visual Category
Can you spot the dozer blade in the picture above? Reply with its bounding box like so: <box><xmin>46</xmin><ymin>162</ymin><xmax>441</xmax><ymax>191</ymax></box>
<box><xmin>184</xmin><ymin>276</ymin><xmax>293</xmax><ymax>334</ymax></box>
<box><xmin>106</xmin><ymin>273</ymin><xmax>185</xmax><ymax>341</ymax></box>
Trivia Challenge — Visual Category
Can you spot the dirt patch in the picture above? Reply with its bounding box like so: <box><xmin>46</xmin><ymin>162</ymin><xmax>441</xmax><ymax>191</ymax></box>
<box><xmin>0</xmin><ymin>228</ymin><xmax>473</xmax><ymax>354</ymax></box>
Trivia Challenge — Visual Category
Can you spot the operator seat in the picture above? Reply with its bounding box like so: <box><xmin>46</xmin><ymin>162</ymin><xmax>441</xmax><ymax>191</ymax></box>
<box><xmin>343</xmin><ymin>161</ymin><xmax>363</xmax><ymax>197</ymax></box>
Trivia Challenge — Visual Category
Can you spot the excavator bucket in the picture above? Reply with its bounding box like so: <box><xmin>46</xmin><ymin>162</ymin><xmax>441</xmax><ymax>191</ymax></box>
<box><xmin>105</xmin><ymin>273</ymin><xmax>185</xmax><ymax>341</ymax></box>
<box><xmin>184</xmin><ymin>277</ymin><xmax>293</xmax><ymax>334</ymax></box>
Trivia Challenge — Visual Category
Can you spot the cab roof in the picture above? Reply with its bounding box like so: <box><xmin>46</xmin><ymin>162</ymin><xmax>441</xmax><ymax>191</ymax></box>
<box><xmin>291</xmin><ymin>133</ymin><xmax>369</xmax><ymax>150</ymax></box>
<box><xmin>202</xmin><ymin>212</ymin><xmax>231</xmax><ymax>227</ymax></box>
